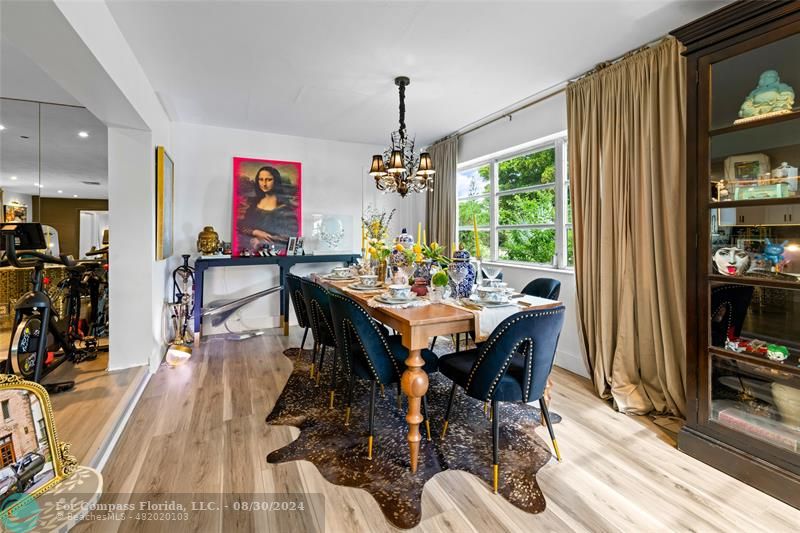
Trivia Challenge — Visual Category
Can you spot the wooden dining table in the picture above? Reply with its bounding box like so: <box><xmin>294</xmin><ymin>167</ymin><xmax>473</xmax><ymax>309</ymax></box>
<box><xmin>318</xmin><ymin>275</ymin><xmax>560</xmax><ymax>473</ymax></box>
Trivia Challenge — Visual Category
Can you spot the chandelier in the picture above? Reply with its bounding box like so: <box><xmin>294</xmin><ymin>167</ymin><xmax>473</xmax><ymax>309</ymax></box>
<box><xmin>369</xmin><ymin>76</ymin><xmax>435</xmax><ymax>197</ymax></box>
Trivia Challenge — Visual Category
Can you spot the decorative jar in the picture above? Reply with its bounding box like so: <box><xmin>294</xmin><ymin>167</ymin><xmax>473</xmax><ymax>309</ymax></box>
<box><xmin>448</xmin><ymin>247</ymin><xmax>476</xmax><ymax>298</ymax></box>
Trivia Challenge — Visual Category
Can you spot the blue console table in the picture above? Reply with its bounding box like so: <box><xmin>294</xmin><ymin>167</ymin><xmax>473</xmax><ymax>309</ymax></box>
<box><xmin>193</xmin><ymin>253</ymin><xmax>360</xmax><ymax>335</ymax></box>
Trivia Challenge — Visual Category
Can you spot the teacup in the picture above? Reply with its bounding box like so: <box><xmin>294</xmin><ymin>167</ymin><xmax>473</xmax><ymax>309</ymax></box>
<box><xmin>358</xmin><ymin>274</ymin><xmax>378</xmax><ymax>287</ymax></box>
<box><xmin>476</xmin><ymin>286</ymin><xmax>509</xmax><ymax>303</ymax></box>
<box><xmin>332</xmin><ymin>267</ymin><xmax>350</xmax><ymax>278</ymax></box>
<box><xmin>388</xmin><ymin>284</ymin><xmax>412</xmax><ymax>300</ymax></box>
<box><xmin>481</xmin><ymin>279</ymin><xmax>507</xmax><ymax>289</ymax></box>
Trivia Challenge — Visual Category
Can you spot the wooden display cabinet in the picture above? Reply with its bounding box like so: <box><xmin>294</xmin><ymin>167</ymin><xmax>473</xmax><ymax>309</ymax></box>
<box><xmin>672</xmin><ymin>1</ymin><xmax>800</xmax><ymax>509</ymax></box>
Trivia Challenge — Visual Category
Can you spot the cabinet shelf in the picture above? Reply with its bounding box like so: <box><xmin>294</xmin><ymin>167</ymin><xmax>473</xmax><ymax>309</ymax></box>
<box><xmin>709</xmin><ymin>197</ymin><xmax>800</xmax><ymax>209</ymax></box>
<box><xmin>708</xmin><ymin>274</ymin><xmax>800</xmax><ymax>290</ymax></box>
<box><xmin>709</xmin><ymin>109</ymin><xmax>800</xmax><ymax>137</ymax></box>
<box><xmin>709</xmin><ymin>346</ymin><xmax>800</xmax><ymax>382</ymax></box>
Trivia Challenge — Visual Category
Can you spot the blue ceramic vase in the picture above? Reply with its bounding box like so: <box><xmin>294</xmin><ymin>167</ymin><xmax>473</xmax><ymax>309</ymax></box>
<box><xmin>448</xmin><ymin>249</ymin><xmax>475</xmax><ymax>298</ymax></box>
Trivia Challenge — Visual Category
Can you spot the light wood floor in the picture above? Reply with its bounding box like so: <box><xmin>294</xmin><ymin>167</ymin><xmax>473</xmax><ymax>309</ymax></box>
<box><xmin>84</xmin><ymin>328</ymin><xmax>800</xmax><ymax>532</ymax></box>
<box><xmin>48</xmin><ymin>351</ymin><xmax>146</xmax><ymax>466</ymax></box>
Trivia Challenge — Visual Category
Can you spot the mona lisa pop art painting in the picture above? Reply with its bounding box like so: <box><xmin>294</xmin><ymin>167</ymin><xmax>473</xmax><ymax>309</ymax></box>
<box><xmin>232</xmin><ymin>157</ymin><xmax>301</xmax><ymax>257</ymax></box>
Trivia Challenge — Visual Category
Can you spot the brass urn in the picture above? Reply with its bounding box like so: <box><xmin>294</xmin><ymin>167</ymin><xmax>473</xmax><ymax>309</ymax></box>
<box><xmin>197</xmin><ymin>226</ymin><xmax>220</xmax><ymax>254</ymax></box>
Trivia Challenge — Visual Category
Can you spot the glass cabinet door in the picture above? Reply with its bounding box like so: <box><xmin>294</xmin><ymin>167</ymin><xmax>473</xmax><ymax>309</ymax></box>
<box><xmin>703</xmin><ymin>26</ymin><xmax>800</xmax><ymax>464</ymax></box>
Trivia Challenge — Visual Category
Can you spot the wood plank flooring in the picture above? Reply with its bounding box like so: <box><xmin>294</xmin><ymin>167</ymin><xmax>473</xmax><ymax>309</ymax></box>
<box><xmin>82</xmin><ymin>329</ymin><xmax>800</xmax><ymax>532</ymax></box>
<box><xmin>10</xmin><ymin>350</ymin><xmax>145</xmax><ymax>466</ymax></box>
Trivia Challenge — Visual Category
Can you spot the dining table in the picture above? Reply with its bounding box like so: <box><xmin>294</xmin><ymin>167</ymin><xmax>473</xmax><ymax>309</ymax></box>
<box><xmin>317</xmin><ymin>274</ymin><xmax>562</xmax><ymax>473</ymax></box>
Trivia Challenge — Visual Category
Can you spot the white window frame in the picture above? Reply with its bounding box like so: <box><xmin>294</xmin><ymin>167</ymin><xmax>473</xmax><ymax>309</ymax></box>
<box><xmin>455</xmin><ymin>134</ymin><xmax>572</xmax><ymax>270</ymax></box>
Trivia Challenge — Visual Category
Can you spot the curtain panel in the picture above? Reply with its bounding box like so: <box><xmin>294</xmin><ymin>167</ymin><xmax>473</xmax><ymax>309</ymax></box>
<box><xmin>425</xmin><ymin>137</ymin><xmax>458</xmax><ymax>255</ymax></box>
<box><xmin>567</xmin><ymin>37</ymin><xmax>687</xmax><ymax>416</ymax></box>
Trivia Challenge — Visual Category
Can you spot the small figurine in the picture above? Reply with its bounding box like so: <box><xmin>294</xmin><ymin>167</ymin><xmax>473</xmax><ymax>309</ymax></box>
<box><xmin>738</xmin><ymin>70</ymin><xmax>795</xmax><ymax>121</ymax></box>
<box><xmin>717</xmin><ymin>179</ymin><xmax>730</xmax><ymax>201</ymax></box>
<box><xmin>296</xmin><ymin>237</ymin><xmax>305</xmax><ymax>256</ymax></box>
<box><xmin>766</xmin><ymin>344</ymin><xmax>790</xmax><ymax>362</ymax></box>
<box><xmin>761</xmin><ymin>238</ymin><xmax>788</xmax><ymax>266</ymax></box>
<box><xmin>726</xmin><ymin>338</ymin><xmax>746</xmax><ymax>353</ymax></box>
<box><xmin>197</xmin><ymin>226</ymin><xmax>221</xmax><ymax>254</ymax></box>
<box><xmin>713</xmin><ymin>246</ymin><xmax>751</xmax><ymax>276</ymax></box>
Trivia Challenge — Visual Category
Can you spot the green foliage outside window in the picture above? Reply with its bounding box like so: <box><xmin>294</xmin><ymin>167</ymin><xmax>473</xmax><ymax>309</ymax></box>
<box><xmin>456</xmin><ymin>145</ymin><xmax>574</xmax><ymax>266</ymax></box>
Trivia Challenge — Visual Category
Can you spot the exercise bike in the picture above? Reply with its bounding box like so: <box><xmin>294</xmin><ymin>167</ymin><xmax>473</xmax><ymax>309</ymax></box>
<box><xmin>2</xmin><ymin>223</ymin><xmax>99</xmax><ymax>393</ymax></box>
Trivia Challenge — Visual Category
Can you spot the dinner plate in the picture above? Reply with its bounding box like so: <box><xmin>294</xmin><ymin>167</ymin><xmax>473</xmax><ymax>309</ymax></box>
<box><xmin>348</xmin><ymin>282</ymin><xmax>384</xmax><ymax>291</ymax></box>
<box><xmin>374</xmin><ymin>293</ymin><xmax>418</xmax><ymax>305</ymax></box>
<box><xmin>323</xmin><ymin>274</ymin><xmax>356</xmax><ymax>281</ymax></box>
<box><xmin>467</xmin><ymin>294</ymin><xmax>515</xmax><ymax>308</ymax></box>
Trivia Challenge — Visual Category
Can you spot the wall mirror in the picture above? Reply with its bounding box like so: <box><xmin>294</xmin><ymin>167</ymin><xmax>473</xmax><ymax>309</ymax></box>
<box><xmin>0</xmin><ymin>375</ymin><xmax>77</xmax><ymax>508</ymax></box>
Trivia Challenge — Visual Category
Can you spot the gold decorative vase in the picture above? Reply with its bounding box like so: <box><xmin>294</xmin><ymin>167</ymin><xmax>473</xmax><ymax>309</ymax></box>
<box><xmin>197</xmin><ymin>226</ymin><xmax>220</xmax><ymax>254</ymax></box>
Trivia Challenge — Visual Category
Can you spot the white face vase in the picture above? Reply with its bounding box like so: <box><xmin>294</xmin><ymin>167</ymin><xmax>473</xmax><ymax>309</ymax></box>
<box><xmin>713</xmin><ymin>247</ymin><xmax>751</xmax><ymax>276</ymax></box>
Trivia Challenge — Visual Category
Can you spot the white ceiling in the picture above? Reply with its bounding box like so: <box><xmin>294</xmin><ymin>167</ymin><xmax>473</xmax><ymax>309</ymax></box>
<box><xmin>107</xmin><ymin>0</ymin><xmax>728</xmax><ymax>146</ymax></box>
<box><xmin>0</xmin><ymin>98</ymin><xmax>108</xmax><ymax>200</ymax></box>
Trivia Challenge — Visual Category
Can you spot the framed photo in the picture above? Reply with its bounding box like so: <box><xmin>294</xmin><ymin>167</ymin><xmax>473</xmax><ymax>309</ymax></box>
<box><xmin>3</xmin><ymin>204</ymin><xmax>27</xmax><ymax>223</ymax></box>
<box><xmin>287</xmin><ymin>236</ymin><xmax>297</xmax><ymax>255</ymax></box>
<box><xmin>724</xmin><ymin>153</ymin><xmax>770</xmax><ymax>182</ymax></box>
<box><xmin>232</xmin><ymin>158</ymin><xmax>301</xmax><ymax>257</ymax></box>
<box><xmin>155</xmin><ymin>146</ymin><xmax>174</xmax><ymax>260</ymax></box>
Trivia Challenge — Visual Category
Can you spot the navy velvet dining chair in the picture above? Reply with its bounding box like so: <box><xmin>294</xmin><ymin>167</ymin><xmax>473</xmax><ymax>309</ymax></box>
<box><xmin>438</xmin><ymin>305</ymin><xmax>566</xmax><ymax>493</ymax></box>
<box><xmin>328</xmin><ymin>291</ymin><xmax>439</xmax><ymax>459</ymax></box>
<box><xmin>286</xmin><ymin>273</ymin><xmax>311</xmax><ymax>355</ymax></box>
<box><xmin>299</xmin><ymin>278</ymin><xmax>340</xmax><ymax>405</ymax></box>
<box><xmin>710</xmin><ymin>284</ymin><xmax>754</xmax><ymax>347</ymax></box>
<box><xmin>521</xmin><ymin>277</ymin><xmax>561</xmax><ymax>300</ymax></box>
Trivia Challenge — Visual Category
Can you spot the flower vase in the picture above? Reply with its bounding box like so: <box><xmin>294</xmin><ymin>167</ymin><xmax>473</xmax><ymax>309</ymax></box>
<box><xmin>414</xmin><ymin>259</ymin><xmax>433</xmax><ymax>285</ymax></box>
<box><xmin>375</xmin><ymin>259</ymin><xmax>388</xmax><ymax>284</ymax></box>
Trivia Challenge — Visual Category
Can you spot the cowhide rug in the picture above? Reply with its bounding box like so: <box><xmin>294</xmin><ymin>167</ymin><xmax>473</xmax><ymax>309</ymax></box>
<box><xmin>267</xmin><ymin>343</ymin><xmax>560</xmax><ymax>529</ymax></box>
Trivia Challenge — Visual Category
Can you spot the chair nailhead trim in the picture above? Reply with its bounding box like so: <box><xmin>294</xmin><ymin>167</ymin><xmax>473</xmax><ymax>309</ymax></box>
<box><xmin>465</xmin><ymin>308</ymin><xmax>564</xmax><ymax>400</ymax></box>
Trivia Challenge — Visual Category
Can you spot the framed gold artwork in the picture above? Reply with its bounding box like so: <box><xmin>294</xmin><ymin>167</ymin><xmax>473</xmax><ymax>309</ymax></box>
<box><xmin>156</xmin><ymin>146</ymin><xmax>174</xmax><ymax>260</ymax></box>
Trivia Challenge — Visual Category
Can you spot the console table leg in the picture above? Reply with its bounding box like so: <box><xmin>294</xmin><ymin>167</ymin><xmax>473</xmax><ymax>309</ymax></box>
<box><xmin>401</xmin><ymin>349</ymin><xmax>428</xmax><ymax>473</ymax></box>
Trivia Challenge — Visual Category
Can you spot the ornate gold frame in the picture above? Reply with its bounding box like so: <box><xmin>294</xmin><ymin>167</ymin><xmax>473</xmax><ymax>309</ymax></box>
<box><xmin>0</xmin><ymin>375</ymin><xmax>77</xmax><ymax>501</ymax></box>
<box><xmin>156</xmin><ymin>145</ymin><xmax>175</xmax><ymax>261</ymax></box>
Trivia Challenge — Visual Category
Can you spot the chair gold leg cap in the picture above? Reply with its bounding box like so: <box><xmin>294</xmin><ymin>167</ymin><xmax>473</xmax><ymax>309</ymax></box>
<box><xmin>367</xmin><ymin>436</ymin><xmax>374</xmax><ymax>460</ymax></box>
<box><xmin>329</xmin><ymin>391</ymin><xmax>335</xmax><ymax>409</ymax></box>
<box><xmin>553</xmin><ymin>439</ymin><xmax>562</xmax><ymax>462</ymax></box>
<box><xmin>440</xmin><ymin>420</ymin><xmax>449</xmax><ymax>441</ymax></box>
<box><xmin>493</xmin><ymin>464</ymin><xmax>499</xmax><ymax>494</ymax></box>
<box><xmin>425</xmin><ymin>420</ymin><xmax>432</xmax><ymax>442</ymax></box>
<box><xmin>309</xmin><ymin>364</ymin><xmax>315</xmax><ymax>379</ymax></box>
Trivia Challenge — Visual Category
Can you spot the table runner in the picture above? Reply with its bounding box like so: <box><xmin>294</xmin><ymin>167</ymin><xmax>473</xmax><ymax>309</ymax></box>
<box><xmin>443</xmin><ymin>295</ymin><xmax>561</xmax><ymax>341</ymax></box>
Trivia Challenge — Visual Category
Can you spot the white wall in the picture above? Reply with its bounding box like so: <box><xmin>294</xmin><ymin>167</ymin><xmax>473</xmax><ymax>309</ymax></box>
<box><xmin>457</xmin><ymin>90</ymin><xmax>588</xmax><ymax>378</ymax></box>
<box><xmin>172</xmin><ymin>122</ymin><xmax>425</xmax><ymax>334</ymax></box>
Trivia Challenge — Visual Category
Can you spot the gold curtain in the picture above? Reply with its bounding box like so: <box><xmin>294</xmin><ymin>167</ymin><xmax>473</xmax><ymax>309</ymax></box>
<box><xmin>567</xmin><ymin>37</ymin><xmax>687</xmax><ymax>416</ymax></box>
<box><xmin>425</xmin><ymin>137</ymin><xmax>458</xmax><ymax>255</ymax></box>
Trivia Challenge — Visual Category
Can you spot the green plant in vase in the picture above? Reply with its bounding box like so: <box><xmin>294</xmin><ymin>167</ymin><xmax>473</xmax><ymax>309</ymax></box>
<box><xmin>430</xmin><ymin>270</ymin><xmax>449</xmax><ymax>302</ymax></box>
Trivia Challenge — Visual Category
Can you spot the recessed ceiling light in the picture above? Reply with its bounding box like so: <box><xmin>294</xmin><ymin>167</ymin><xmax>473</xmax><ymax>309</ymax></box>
<box><xmin>38</xmin><ymin>184</ymin><xmax>44</xmax><ymax>188</ymax></box>
<box><xmin>58</xmin><ymin>190</ymin><xmax>63</xmax><ymax>194</ymax></box>
<box><xmin>78</xmin><ymin>131</ymin><xmax>89</xmax><ymax>138</ymax></box>
<box><xmin>10</xmin><ymin>176</ymin><xmax>17</xmax><ymax>181</ymax></box>
<box><xmin>0</xmin><ymin>125</ymin><xmax>5</xmax><ymax>131</ymax></box>
<box><xmin>73</xmin><ymin>194</ymin><xmax>78</xmax><ymax>198</ymax></box>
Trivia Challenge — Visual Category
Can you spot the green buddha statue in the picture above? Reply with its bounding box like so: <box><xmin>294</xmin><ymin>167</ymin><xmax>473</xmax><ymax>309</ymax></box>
<box><xmin>739</xmin><ymin>70</ymin><xmax>795</xmax><ymax>120</ymax></box>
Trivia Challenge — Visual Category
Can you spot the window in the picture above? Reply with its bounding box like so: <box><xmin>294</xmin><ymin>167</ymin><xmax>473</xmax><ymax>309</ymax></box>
<box><xmin>1</xmin><ymin>400</ymin><xmax>9</xmax><ymax>420</ymax></box>
<box><xmin>456</xmin><ymin>137</ymin><xmax>573</xmax><ymax>268</ymax></box>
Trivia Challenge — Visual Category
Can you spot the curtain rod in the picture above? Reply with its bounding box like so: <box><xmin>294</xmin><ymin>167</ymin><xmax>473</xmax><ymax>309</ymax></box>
<box><xmin>430</xmin><ymin>35</ymin><xmax>667</xmax><ymax>147</ymax></box>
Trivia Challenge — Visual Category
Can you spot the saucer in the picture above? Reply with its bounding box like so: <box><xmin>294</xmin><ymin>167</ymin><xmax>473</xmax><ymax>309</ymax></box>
<box><xmin>467</xmin><ymin>294</ymin><xmax>514</xmax><ymax>307</ymax></box>
<box><xmin>374</xmin><ymin>293</ymin><xmax>418</xmax><ymax>304</ymax></box>
<box><xmin>348</xmin><ymin>282</ymin><xmax>384</xmax><ymax>291</ymax></box>
<box><xmin>324</xmin><ymin>274</ymin><xmax>356</xmax><ymax>281</ymax></box>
